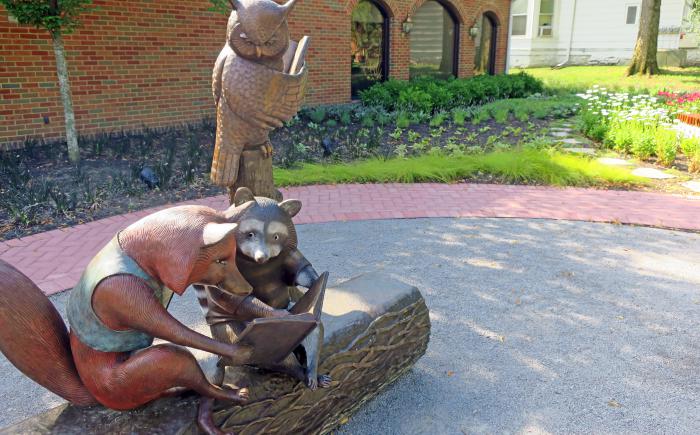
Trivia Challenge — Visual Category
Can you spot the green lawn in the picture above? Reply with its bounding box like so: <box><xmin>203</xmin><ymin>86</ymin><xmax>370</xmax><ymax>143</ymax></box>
<box><xmin>274</xmin><ymin>149</ymin><xmax>646</xmax><ymax>188</ymax></box>
<box><xmin>511</xmin><ymin>66</ymin><xmax>700</xmax><ymax>94</ymax></box>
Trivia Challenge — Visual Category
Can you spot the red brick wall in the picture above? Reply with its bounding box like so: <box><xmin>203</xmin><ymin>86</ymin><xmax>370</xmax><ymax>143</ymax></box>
<box><xmin>0</xmin><ymin>0</ymin><xmax>510</xmax><ymax>148</ymax></box>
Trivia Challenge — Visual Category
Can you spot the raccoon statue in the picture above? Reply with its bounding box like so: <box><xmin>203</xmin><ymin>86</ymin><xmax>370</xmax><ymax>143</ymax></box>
<box><xmin>195</xmin><ymin>187</ymin><xmax>330</xmax><ymax>391</ymax></box>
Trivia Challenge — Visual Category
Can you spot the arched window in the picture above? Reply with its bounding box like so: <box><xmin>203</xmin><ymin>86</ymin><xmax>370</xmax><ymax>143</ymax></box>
<box><xmin>351</xmin><ymin>0</ymin><xmax>389</xmax><ymax>98</ymax></box>
<box><xmin>474</xmin><ymin>13</ymin><xmax>498</xmax><ymax>75</ymax></box>
<box><xmin>409</xmin><ymin>0</ymin><xmax>458</xmax><ymax>79</ymax></box>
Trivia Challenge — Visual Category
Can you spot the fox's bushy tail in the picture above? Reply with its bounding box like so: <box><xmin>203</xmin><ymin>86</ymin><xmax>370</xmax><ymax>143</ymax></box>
<box><xmin>0</xmin><ymin>260</ymin><xmax>96</xmax><ymax>406</ymax></box>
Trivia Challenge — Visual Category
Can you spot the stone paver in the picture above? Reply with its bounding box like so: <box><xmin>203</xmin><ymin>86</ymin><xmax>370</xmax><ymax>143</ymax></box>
<box><xmin>632</xmin><ymin>168</ymin><xmax>677</xmax><ymax>179</ymax></box>
<box><xmin>550</xmin><ymin>131</ymin><xmax>571</xmax><ymax>137</ymax></box>
<box><xmin>682</xmin><ymin>180</ymin><xmax>700</xmax><ymax>193</ymax></box>
<box><xmin>560</xmin><ymin>138</ymin><xmax>585</xmax><ymax>146</ymax></box>
<box><xmin>564</xmin><ymin>147</ymin><xmax>596</xmax><ymax>155</ymax></box>
<box><xmin>2</xmin><ymin>183</ymin><xmax>700</xmax><ymax>295</ymax></box>
<box><xmin>598</xmin><ymin>157</ymin><xmax>634</xmax><ymax>166</ymax></box>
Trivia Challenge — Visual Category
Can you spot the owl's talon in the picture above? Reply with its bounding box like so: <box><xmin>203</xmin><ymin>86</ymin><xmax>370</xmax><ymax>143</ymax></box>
<box><xmin>260</xmin><ymin>143</ymin><xmax>273</xmax><ymax>159</ymax></box>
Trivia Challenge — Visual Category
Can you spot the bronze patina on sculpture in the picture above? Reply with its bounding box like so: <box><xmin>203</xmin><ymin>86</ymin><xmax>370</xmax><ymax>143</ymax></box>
<box><xmin>211</xmin><ymin>0</ymin><xmax>309</xmax><ymax>201</ymax></box>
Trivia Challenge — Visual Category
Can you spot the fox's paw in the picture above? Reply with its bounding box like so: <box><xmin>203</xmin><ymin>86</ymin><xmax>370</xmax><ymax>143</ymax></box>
<box><xmin>222</xmin><ymin>385</ymin><xmax>249</xmax><ymax>404</ymax></box>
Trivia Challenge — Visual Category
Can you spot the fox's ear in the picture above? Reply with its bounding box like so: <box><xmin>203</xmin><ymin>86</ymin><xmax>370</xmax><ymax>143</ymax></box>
<box><xmin>202</xmin><ymin>222</ymin><xmax>238</xmax><ymax>247</ymax></box>
<box><xmin>223</xmin><ymin>200</ymin><xmax>255</xmax><ymax>221</ymax></box>
<box><xmin>279</xmin><ymin>199</ymin><xmax>302</xmax><ymax>217</ymax></box>
<box><xmin>233</xmin><ymin>187</ymin><xmax>255</xmax><ymax>206</ymax></box>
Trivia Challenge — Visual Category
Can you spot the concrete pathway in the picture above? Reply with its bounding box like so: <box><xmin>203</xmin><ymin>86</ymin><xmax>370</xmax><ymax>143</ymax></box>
<box><xmin>2</xmin><ymin>218</ymin><xmax>700</xmax><ymax>433</ymax></box>
<box><xmin>2</xmin><ymin>183</ymin><xmax>700</xmax><ymax>295</ymax></box>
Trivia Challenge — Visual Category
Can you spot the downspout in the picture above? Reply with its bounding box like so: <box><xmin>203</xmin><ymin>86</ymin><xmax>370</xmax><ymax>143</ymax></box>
<box><xmin>505</xmin><ymin>1</ymin><xmax>512</xmax><ymax>73</ymax></box>
<box><xmin>554</xmin><ymin>0</ymin><xmax>577</xmax><ymax>68</ymax></box>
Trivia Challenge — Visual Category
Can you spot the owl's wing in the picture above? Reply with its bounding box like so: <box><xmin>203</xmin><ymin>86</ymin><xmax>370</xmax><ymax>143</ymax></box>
<box><xmin>222</xmin><ymin>56</ymin><xmax>308</xmax><ymax>126</ymax></box>
<box><xmin>212</xmin><ymin>45</ymin><xmax>233</xmax><ymax>105</ymax></box>
<box><xmin>211</xmin><ymin>98</ymin><xmax>248</xmax><ymax>186</ymax></box>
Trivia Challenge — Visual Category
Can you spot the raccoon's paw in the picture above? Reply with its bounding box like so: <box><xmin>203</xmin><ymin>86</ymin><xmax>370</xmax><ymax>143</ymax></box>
<box><xmin>318</xmin><ymin>374</ymin><xmax>332</xmax><ymax>388</ymax></box>
<box><xmin>305</xmin><ymin>373</ymin><xmax>332</xmax><ymax>390</ymax></box>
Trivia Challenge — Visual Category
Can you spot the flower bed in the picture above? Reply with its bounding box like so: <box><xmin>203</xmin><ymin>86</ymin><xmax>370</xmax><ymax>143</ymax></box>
<box><xmin>577</xmin><ymin>86</ymin><xmax>700</xmax><ymax>171</ymax></box>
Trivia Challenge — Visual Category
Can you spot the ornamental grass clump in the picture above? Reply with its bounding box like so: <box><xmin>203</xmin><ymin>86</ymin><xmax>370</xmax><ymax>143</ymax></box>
<box><xmin>680</xmin><ymin>136</ymin><xmax>700</xmax><ymax>172</ymax></box>
<box><xmin>654</xmin><ymin>129</ymin><xmax>678</xmax><ymax>167</ymax></box>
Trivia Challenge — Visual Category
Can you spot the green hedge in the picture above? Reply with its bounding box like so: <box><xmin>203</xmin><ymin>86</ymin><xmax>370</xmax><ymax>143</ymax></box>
<box><xmin>359</xmin><ymin>73</ymin><xmax>544</xmax><ymax>114</ymax></box>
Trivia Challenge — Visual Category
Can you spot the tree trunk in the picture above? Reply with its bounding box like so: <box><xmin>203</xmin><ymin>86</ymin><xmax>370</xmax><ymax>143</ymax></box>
<box><xmin>51</xmin><ymin>31</ymin><xmax>80</xmax><ymax>163</ymax></box>
<box><xmin>227</xmin><ymin>147</ymin><xmax>282</xmax><ymax>204</ymax></box>
<box><xmin>626</xmin><ymin>0</ymin><xmax>662</xmax><ymax>76</ymax></box>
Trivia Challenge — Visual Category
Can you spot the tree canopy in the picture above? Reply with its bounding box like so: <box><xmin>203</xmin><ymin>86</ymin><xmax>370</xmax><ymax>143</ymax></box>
<box><xmin>0</xmin><ymin>0</ymin><xmax>94</xmax><ymax>34</ymax></box>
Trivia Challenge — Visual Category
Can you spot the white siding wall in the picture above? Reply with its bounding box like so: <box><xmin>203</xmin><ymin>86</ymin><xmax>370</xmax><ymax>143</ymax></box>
<box><xmin>510</xmin><ymin>0</ymin><xmax>690</xmax><ymax>68</ymax></box>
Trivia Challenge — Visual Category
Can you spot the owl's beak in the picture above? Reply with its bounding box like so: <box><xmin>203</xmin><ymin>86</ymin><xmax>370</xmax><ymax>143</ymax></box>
<box><xmin>256</xmin><ymin>45</ymin><xmax>262</xmax><ymax>58</ymax></box>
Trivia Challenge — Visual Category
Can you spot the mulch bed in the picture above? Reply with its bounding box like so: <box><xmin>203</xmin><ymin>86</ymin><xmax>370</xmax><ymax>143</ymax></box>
<box><xmin>1</xmin><ymin>116</ymin><xmax>554</xmax><ymax>241</ymax></box>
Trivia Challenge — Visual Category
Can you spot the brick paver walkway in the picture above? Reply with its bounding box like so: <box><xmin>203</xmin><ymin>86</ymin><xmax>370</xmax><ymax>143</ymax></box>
<box><xmin>2</xmin><ymin>183</ymin><xmax>699</xmax><ymax>295</ymax></box>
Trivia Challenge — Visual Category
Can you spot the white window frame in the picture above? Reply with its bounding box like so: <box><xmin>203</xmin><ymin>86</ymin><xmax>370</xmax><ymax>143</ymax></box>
<box><xmin>625</xmin><ymin>3</ymin><xmax>640</xmax><ymax>25</ymax></box>
<box><xmin>537</xmin><ymin>0</ymin><xmax>555</xmax><ymax>38</ymax></box>
<box><xmin>510</xmin><ymin>0</ymin><xmax>530</xmax><ymax>38</ymax></box>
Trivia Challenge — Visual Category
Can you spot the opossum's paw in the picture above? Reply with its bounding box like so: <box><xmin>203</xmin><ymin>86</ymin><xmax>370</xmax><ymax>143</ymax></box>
<box><xmin>318</xmin><ymin>374</ymin><xmax>332</xmax><ymax>388</ymax></box>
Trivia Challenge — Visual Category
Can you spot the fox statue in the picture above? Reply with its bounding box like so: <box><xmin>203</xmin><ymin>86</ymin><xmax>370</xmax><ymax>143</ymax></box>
<box><xmin>195</xmin><ymin>188</ymin><xmax>331</xmax><ymax>432</ymax></box>
<box><xmin>0</xmin><ymin>204</ymin><xmax>258</xmax><ymax>433</ymax></box>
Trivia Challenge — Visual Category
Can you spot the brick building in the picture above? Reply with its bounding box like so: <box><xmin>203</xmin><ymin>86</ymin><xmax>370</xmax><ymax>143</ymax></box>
<box><xmin>0</xmin><ymin>0</ymin><xmax>510</xmax><ymax>148</ymax></box>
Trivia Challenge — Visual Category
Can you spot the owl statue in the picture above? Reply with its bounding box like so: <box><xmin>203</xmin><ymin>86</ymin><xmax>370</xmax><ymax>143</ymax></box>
<box><xmin>211</xmin><ymin>0</ymin><xmax>309</xmax><ymax>201</ymax></box>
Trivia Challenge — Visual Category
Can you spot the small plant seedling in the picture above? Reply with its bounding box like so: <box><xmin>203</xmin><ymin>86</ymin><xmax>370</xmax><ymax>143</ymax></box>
<box><xmin>389</xmin><ymin>127</ymin><xmax>403</xmax><ymax>140</ymax></box>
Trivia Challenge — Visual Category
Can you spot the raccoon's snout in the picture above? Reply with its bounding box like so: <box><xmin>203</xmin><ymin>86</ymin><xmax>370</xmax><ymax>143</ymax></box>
<box><xmin>253</xmin><ymin>250</ymin><xmax>269</xmax><ymax>264</ymax></box>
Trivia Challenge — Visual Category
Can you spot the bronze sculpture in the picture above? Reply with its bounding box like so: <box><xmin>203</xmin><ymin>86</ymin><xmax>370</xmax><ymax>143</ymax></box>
<box><xmin>0</xmin><ymin>205</ymin><xmax>257</xmax><ymax>412</ymax></box>
<box><xmin>211</xmin><ymin>0</ymin><xmax>310</xmax><ymax>201</ymax></box>
<box><xmin>195</xmin><ymin>188</ymin><xmax>331</xmax><ymax>433</ymax></box>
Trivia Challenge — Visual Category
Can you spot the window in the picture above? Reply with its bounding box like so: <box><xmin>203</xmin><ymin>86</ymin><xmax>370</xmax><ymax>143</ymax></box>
<box><xmin>409</xmin><ymin>0</ymin><xmax>458</xmax><ymax>80</ymax></box>
<box><xmin>511</xmin><ymin>0</ymin><xmax>528</xmax><ymax>36</ymax></box>
<box><xmin>474</xmin><ymin>13</ymin><xmax>498</xmax><ymax>76</ymax></box>
<box><xmin>626</xmin><ymin>5</ymin><xmax>638</xmax><ymax>25</ymax></box>
<box><xmin>538</xmin><ymin>0</ymin><xmax>554</xmax><ymax>37</ymax></box>
<box><xmin>351</xmin><ymin>0</ymin><xmax>388</xmax><ymax>97</ymax></box>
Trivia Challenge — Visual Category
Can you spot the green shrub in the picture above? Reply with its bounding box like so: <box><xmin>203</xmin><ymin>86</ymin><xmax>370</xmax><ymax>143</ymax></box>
<box><xmin>339</xmin><ymin>110</ymin><xmax>352</xmax><ymax>125</ymax></box>
<box><xmin>360</xmin><ymin>113</ymin><xmax>376</xmax><ymax>128</ymax></box>
<box><xmin>680</xmin><ymin>136</ymin><xmax>700</xmax><ymax>173</ymax></box>
<box><xmin>452</xmin><ymin>107</ymin><xmax>469</xmax><ymax>125</ymax></box>
<box><xmin>690</xmin><ymin>149</ymin><xmax>700</xmax><ymax>173</ymax></box>
<box><xmin>680</xmin><ymin>136</ymin><xmax>700</xmax><ymax>157</ymax></box>
<box><xmin>472</xmin><ymin>108</ymin><xmax>491</xmax><ymax>125</ymax></box>
<box><xmin>359</xmin><ymin>73</ymin><xmax>544</xmax><ymax>113</ymax></box>
<box><xmin>492</xmin><ymin>107</ymin><xmax>510</xmax><ymax>124</ymax></box>
<box><xmin>630</xmin><ymin>130</ymin><xmax>656</xmax><ymax>160</ymax></box>
<box><xmin>308</xmin><ymin>107</ymin><xmax>326</xmax><ymax>123</ymax></box>
<box><xmin>655</xmin><ymin>129</ymin><xmax>678</xmax><ymax>167</ymax></box>
<box><xmin>395</xmin><ymin>111</ymin><xmax>411</xmax><ymax>129</ymax></box>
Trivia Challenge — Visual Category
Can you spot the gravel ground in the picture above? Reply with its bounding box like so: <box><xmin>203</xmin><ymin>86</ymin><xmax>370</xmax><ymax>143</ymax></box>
<box><xmin>2</xmin><ymin>218</ymin><xmax>700</xmax><ymax>434</ymax></box>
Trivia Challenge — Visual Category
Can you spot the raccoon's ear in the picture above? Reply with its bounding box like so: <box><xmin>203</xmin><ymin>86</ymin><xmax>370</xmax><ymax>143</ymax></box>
<box><xmin>202</xmin><ymin>222</ymin><xmax>238</xmax><ymax>247</ymax></box>
<box><xmin>279</xmin><ymin>199</ymin><xmax>302</xmax><ymax>217</ymax></box>
<box><xmin>233</xmin><ymin>187</ymin><xmax>255</xmax><ymax>206</ymax></box>
<box><xmin>223</xmin><ymin>200</ymin><xmax>255</xmax><ymax>221</ymax></box>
